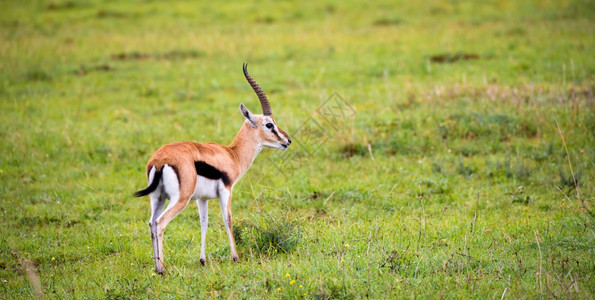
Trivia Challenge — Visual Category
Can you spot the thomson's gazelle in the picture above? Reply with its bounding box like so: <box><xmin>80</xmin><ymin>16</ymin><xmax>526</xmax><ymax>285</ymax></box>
<box><xmin>134</xmin><ymin>64</ymin><xmax>291</xmax><ymax>274</ymax></box>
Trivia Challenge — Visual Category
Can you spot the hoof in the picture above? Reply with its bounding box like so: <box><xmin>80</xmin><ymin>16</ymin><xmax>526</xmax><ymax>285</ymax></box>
<box><xmin>232</xmin><ymin>256</ymin><xmax>239</xmax><ymax>262</ymax></box>
<box><xmin>200</xmin><ymin>258</ymin><xmax>206</xmax><ymax>266</ymax></box>
<box><xmin>155</xmin><ymin>260</ymin><xmax>165</xmax><ymax>275</ymax></box>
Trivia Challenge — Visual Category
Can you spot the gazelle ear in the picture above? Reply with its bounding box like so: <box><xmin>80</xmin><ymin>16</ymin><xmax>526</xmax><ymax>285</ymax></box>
<box><xmin>240</xmin><ymin>103</ymin><xmax>257</xmax><ymax>128</ymax></box>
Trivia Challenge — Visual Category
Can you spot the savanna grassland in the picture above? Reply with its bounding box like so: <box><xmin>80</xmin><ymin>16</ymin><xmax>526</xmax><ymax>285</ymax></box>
<box><xmin>0</xmin><ymin>0</ymin><xmax>593</xmax><ymax>298</ymax></box>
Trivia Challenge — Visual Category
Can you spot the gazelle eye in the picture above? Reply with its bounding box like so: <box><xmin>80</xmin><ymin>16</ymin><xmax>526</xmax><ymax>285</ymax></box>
<box><xmin>265</xmin><ymin>123</ymin><xmax>273</xmax><ymax>129</ymax></box>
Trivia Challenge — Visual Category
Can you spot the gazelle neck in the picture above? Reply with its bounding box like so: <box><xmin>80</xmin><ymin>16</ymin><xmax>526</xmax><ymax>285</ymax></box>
<box><xmin>229</xmin><ymin>121</ymin><xmax>262</xmax><ymax>176</ymax></box>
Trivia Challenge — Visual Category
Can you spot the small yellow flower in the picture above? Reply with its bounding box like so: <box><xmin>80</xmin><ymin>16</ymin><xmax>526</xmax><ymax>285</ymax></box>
<box><xmin>340</xmin><ymin>258</ymin><xmax>345</xmax><ymax>263</ymax></box>
<box><xmin>289</xmin><ymin>279</ymin><xmax>295</xmax><ymax>285</ymax></box>
<box><xmin>299</xmin><ymin>285</ymin><xmax>303</xmax><ymax>289</ymax></box>
<box><xmin>345</xmin><ymin>244</ymin><xmax>349</xmax><ymax>248</ymax></box>
<box><xmin>51</xmin><ymin>257</ymin><xmax>55</xmax><ymax>261</ymax></box>
<box><xmin>277</xmin><ymin>288</ymin><xmax>281</xmax><ymax>292</ymax></box>
<box><xmin>285</xmin><ymin>273</ymin><xmax>290</xmax><ymax>278</ymax></box>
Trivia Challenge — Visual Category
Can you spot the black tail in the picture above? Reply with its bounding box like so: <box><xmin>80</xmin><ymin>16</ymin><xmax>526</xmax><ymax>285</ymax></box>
<box><xmin>133</xmin><ymin>170</ymin><xmax>162</xmax><ymax>197</ymax></box>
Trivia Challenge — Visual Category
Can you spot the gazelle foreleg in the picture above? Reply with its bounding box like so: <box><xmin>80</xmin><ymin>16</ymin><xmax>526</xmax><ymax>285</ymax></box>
<box><xmin>197</xmin><ymin>199</ymin><xmax>208</xmax><ymax>265</ymax></box>
<box><xmin>219</xmin><ymin>187</ymin><xmax>239</xmax><ymax>261</ymax></box>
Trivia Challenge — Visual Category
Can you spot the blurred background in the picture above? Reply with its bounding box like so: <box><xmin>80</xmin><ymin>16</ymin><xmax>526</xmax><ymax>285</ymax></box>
<box><xmin>0</xmin><ymin>0</ymin><xmax>593</xmax><ymax>298</ymax></box>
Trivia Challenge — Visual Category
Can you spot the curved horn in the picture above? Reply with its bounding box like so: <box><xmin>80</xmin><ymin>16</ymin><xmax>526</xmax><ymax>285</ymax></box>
<box><xmin>243</xmin><ymin>63</ymin><xmax>272</xmax><ymax>116</ymax></box>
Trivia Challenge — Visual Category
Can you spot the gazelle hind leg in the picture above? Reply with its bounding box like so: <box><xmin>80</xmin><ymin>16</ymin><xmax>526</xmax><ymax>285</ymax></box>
<box><xmin>197</xmin><ymin>199</ymin><xmax>208</xmax><ymax>265</ymax></box>
<box><xmin>219</xmin><ymin>188</ymin><xmax>239</xmax><ymax>261</ymax></box>
<box><xmin>149</xmin><ymin>192</ymin><xmax>166</xmax><ymax>274</ymax></box>
<box><xmin>146</xmin><ymin>167</ymin><xmax>166</xmax><ymax>274</ymax></box>
<box><xmin>153</xmin><ymin>164</ymin><xmax>195</xmax><ymax>274</ymax></box>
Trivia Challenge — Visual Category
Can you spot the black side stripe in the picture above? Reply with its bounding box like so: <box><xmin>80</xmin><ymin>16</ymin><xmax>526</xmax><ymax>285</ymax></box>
<box><xmin>195</xmin><ymin>161</ymin><xmax>231</xmax><ymax>186</ymax></box>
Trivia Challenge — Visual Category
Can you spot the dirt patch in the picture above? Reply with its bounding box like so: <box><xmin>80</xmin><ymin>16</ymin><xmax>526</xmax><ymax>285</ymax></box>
<box><xmin>25</xmin><ymin>69</ymin><xmax>52</xmax><ymax>81</ymax></box>
<box><xmin>340</xmin><ymin>143</ymin><xmax>367</xmax><ymax>158</ymax></box>
<box><xmin>111</xmin><ymin>52</ymin><xmax>148</xmax><ymax>61</ymax></box>
<box><xmin>111</xmin><ymin>50</ymin><xmax>204</xmax><ymax>61</ymax></box>
<box><xmin>47</xmin><ymin>1</ymin><xmax>78</xmax><ymax>11</ymax></box>
<box><xmin>96</xmin><ymin>9</ymin><xmax>127</xmax><ymax>19</ymax></box>
<box><xmin>74</xmin><ymin>64</ymin><xmax>112</xmax><ymax>76</ymax></box>
<box><xmin>373</xmin><ymin>17</ymin><xmax>403</xmax><ymax>26</ymax></box>
<box><xmin>429</xmin><ymin>52</ymin><xmax>479</xmax><ymax>63</ymax></box>
<box><xmin>255</xmin><ymin>16</ymin><xmax>276</xmax><ymax>24</ymax></box>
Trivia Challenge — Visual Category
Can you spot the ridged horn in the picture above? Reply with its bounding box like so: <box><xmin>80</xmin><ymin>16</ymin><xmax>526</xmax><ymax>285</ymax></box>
<box><xmin>243</xmin><ymin>63</ymin><xmax>272</xmax><ymax>116</ymax></box>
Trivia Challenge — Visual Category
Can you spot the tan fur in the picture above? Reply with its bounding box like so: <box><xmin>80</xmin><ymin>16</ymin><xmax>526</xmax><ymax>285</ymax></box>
<box><xmin>145</xmin><ymin>118</ymin><xmax>280</xmax><ymax>184</ymax></box>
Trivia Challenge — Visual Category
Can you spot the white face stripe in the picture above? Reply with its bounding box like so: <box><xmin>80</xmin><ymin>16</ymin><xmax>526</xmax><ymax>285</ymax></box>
<box><xmin>261</xmin><ymin>116</ymin><xmax>289</xmax><ymax>142</ymax></box>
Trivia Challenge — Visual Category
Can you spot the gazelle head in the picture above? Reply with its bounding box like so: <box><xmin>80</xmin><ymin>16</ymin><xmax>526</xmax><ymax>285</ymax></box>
<box><xmin>240</xmin><ymin>63</ymin><xmax>291</xmax><ymax>150</ymax></box>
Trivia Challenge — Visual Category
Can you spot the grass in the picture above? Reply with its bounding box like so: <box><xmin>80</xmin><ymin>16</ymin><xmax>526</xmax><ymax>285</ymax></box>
<box><xmin>0</xmin><ymin>0</ymin><xmax>594</xmax><ymax>298</ymax></box>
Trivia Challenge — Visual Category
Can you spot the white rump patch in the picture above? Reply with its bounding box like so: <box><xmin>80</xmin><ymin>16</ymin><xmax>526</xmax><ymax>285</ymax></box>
<box><xmin>162</xmin><ymin>165</ymin><xmax>180</xmax><ymax>204</ymax></box>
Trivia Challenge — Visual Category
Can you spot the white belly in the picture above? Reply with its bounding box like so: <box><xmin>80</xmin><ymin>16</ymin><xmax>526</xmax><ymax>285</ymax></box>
<box><xmin>192</xmin><ymin>176</ymin><xmax>222</xmax><ymax>200</ymax></box>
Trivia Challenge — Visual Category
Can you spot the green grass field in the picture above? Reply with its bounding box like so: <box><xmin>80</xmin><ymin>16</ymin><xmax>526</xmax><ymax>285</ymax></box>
<box><xmin>1</xmin><ymin>0</ymin><xmax>594</xmax><ymax>298</ymax></box>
